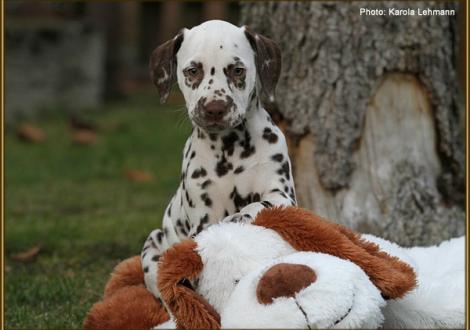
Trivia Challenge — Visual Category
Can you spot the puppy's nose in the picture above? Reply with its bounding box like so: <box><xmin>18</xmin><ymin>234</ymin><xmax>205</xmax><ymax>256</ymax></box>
<box><xmin>203</xmin><ymin>100</ymin><xmax>228</xmax><ymax>121</ymax></box>
<box><xmin>256</xmin><ymin>263</ymin><xmax>317</xmax><ymax>305</ymax></box>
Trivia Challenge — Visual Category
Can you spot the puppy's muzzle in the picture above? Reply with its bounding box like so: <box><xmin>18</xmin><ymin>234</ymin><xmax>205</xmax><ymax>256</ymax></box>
<box><xmin>202</xmin><ymin>100</ymin><xmax>229</xmax><ymax>122</ymax></box>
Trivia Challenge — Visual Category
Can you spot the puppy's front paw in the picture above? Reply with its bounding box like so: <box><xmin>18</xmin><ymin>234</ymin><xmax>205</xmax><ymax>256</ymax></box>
<box><xmin>222</xmin><ymin>213</ymin><xmax>253</xmax><ymax>224</ymax></box>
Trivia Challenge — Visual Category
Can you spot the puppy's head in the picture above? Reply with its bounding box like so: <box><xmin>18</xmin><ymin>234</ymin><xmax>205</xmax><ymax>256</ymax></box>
<box><xmin>150</xmin><ymin>20</ymin><xmax>281</xmax><ymax>132</ymax></box>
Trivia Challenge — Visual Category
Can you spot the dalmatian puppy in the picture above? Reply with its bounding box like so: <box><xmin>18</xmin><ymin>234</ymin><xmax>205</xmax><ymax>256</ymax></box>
<box><xmin>141</xmin><ymin>20</ymin><xmax>296</xmax><ymax>299</ymax></box>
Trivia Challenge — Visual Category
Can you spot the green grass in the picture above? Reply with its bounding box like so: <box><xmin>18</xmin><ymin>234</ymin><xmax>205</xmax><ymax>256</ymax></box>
<box><xmin>5</xmin><ymin>92</ymin><xmax>192</xmax><ymax>329</ymax></box>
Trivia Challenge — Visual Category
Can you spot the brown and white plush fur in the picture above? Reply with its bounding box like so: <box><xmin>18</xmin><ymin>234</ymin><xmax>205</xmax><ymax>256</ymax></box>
<box><xmin>84</xmin><ymin>207</ymin><xmax>417</xmax><ymax>330</ymax></box>
<box><xmin>141</xmin><ymin>20</ymin><xmax>297</xmax><ymax>300</ymax></box>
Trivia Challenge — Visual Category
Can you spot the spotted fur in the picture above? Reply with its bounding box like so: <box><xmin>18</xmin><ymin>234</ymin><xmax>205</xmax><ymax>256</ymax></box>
<box><xmin>142</xmin><ymin>20</ymin><xmax>295</xmax><ymax>301</ymax></box>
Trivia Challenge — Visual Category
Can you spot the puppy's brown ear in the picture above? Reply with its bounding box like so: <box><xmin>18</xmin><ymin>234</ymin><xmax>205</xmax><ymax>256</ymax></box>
<box><xmin>254</xmin><ymin>206</ymin><xmax>417</xmax><ymax>299</ymax></box>
<box><xmin>244</xmin><ymin>26</ymin><xmax>281</xmax><ymax>107</ymax></box>
<box><xmin>150</xmin><ymin>30</ymin><xmax>185</xmax><ymax>103</ymax></box>
<box><xmin>158</xmin><ymin>240</ymin><xmax>220</xmax><ymax>330</ymax></box>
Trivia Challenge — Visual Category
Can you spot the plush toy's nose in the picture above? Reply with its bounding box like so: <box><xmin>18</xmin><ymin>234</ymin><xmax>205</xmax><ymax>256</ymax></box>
<box><xmin>256</xmin><ymin>263</ymin><xmax>317</xmax><ymax>305</ymax></box>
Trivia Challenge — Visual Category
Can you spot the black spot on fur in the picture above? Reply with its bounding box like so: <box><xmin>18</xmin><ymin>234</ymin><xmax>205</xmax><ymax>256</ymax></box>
<box><xmin>184</xmin><ymin>141</ymin><xmax>192</xmax><ymax>159</ymax></box>
<box><xmin>216</xmin><ymin>154</ymin><xmax>233</xmax><ymax>177</ymax></box>
<box><xmin>156</xmin><ymin>231</ymin><xmax>163</xmax><ymax>244</ymax></box>
<box><xmin>222</xmin><ymin>131</ymin><xmax>239</xmax><ymax>156</ymax></box>
<box><xmin>144</xmin><ymin>266</ymin><xmax>149</xmax><ymax>273</ymax></box>
<box><xmin>185</xmin><ymin>191</ymin><xmax>194</xmax><ymax>208</ymax></box>
<box><xmin>230</xmin><ymin>187</ymin><xmax>260</xmax><ymax>211</ymax></box>
<box><xmin>210</xmin><ymin>145</ymin><xmax>215</xmax><ymax>150</ymax></box>
<box><xmin>224</xmin><ymin>210</ymin><xmax>229</xmax><ymax>217</ymax></box>
<box><xmin>167</xmin><ymin>204</ymin><xmax>172</xmax><ymax>217</ymax></box>
<box><xmin>209</xmin><ymin>133</ymin><xmax>218</xmax><ymax>141</ymax></box>
<box><xmin>220</xmin><ymin>45</ymin><xmax>223</xmax><ymax>49</ymax></box>
<box><xmin>176</xmin><ymin>219</ymin><xmax>188</xmax><ymax>236</ymax></box>
<box><xmin>240</xmin><ymin>130</ymin><xmax>255</xmax><ymax>159</ymax></box>
<box><xmin>200</xmin><ymin>193</ymin><xmax>213</xmax><ymax>207</ymax></box>
<box><xmin>263</xmin><ymin>127</ymin><xmax>279</xmax><ymax>143</ymax></box>
<box><xmin>277</xmin><ymin>161</ymin><xmax>291</xmax><ymax>180</ymax></box>
<box><xmin>261</xmin><ymin>201</ymin><xmax>273</xmax><ymax>208</ymax></box>
<box><xmin>210</xmin><ymin>67</ymin><xmax>215</xmax><ymax>75</ymax></box>
<box><xmin>201</xmin><ymin>179</ymin><xmax>212</xmax><ymax>189</ymax></box>
<box><xmin>190</xmin><ymin>151</ymin><xmax>196</xmax><ymax>159</ymax></box>
<box><xmin>152</xmin><ymin>255</ymin><xmax>160</xmax><ymax>262</ymax></box>
<box><xmin>271</xmin><ymin>153</ymin><xmax>284</xmax><ymax>162</ymax></box>
<box><xmin>196</xmin><ymin>214</ymin><xmax>210</xmax><ymax>234</ymax></box>
<box><xmin>234</xmin><ymin>166</ymin><xmax>244</xmax><ymax>174</ymax></box>
<box><xmin>191</xmin><ymin>167</ymin><xmax>207</xmax><ymax>179</ymax></box>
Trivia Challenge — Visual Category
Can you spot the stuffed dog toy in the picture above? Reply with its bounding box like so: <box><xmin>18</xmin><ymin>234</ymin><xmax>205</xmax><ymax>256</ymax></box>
<box><xmin>84</xmin><ymin>207</ymin><xmax>464</xmax><ymax>329</ymax></box>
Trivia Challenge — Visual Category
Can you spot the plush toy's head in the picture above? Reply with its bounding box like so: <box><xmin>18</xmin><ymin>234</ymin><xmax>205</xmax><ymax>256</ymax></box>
<box><xmin>157</xmin><ymin>207</ymin><xmax>416</xmax><ymax>329</ymax></box>
<box><xmin>222</xmin><ymin>252</ymin><xmax>386</xmax><ymax>329</ymax></box>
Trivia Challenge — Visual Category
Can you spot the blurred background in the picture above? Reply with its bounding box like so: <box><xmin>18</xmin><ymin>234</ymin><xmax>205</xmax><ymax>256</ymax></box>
<box><xmin>5</xmin><ymin>1</ymin><xmax>240</xmax><ymax>122</ymax></box>
<box><xmin>5</xmin><ymin>2</ymin><xmax>240</xmax><ymax>328</ymax></box>
<box><xmin>4</xmin><ymin>1</ymin><xmax>466</xmax><ymax>329</ymax></box>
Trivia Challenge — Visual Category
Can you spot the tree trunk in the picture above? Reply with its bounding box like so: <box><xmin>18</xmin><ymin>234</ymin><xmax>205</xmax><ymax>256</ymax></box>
<box><xmin>241</xmin><ymin>1</ymin><xmax>465</xmax><ymax>246</ymax></box>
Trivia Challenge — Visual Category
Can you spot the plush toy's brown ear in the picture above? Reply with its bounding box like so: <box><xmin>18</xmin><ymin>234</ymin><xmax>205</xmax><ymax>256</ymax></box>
<box><xmin>253</xmin><ymin>207</ymin><xmax>417</xmax><ymax>299</ymax></box>
<box><xmin>83</xmin><ymin>256</ymin><xmax>169</xmax><ymax>330</ymax></box>
<box><xmin>150</xmin><ymin>31</ymin><xmax>185</xmax><ymax>103</ymax></box>
<box><xmin>244</xmin><ymin>26</ymin><xmax>281</xmax><ymax>107</ymax></box>
<box><xmin>158</xmin><ymin>240</ymin><xmax>221</xmax><ymax>330</ymax></box>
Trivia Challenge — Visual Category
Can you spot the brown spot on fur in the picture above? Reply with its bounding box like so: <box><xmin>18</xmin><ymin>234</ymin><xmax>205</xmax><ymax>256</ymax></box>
<box><xmin>257</xmin><ymin>263</ymin><xmax>316</xmax><ymax>304</ymax></box>
<box><xmin>184</xmin><ymin>61</ymin><xmax>204</xmax><ymax>90</ymax></box>
<box><xmin>223</xmin><ymin>62</ymin><xmax>246</xmax><ymax>90</ymax></box>
<box><xmin>253</xmin><ymin>207</ymin><xmax>417</xmax><ymax>299</ymax></box>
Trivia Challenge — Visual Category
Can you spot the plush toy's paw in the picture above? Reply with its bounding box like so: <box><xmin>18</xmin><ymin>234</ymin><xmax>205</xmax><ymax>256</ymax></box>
<box><xmin>370</xmin><ymin>260</ymin><xmax>417</xmax><ymax>300</ymax></box>
<box><xmin>221</xmin><ymin>213</ymin><xmax>252</xmax><ymax>224</ymax></box>
<box><xmin>84</xmin><ymin>286</ymin><xmax>169</xmax><ymax>330</ymax></box>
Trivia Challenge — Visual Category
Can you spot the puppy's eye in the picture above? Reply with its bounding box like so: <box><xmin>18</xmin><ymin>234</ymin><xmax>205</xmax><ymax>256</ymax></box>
<box><xmin>233</xmin><ymin>67</ymin><xmax>245</xmax><ymax>76</ymax></box>
<box><xmin>185</xmin><ymin>67</ymin><xmax>199</xmax><ymax>76</ymax></box>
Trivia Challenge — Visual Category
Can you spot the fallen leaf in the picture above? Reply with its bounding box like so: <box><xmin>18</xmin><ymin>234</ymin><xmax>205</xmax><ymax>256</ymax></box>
<box><xmin>70</xmin><ymin>117</ymin><xmax>97</xmax><ymax>132</ymax></box>
<box><xmin>124</xmin><ymin>170</ymin><xmax>154</xmax><ymax>182</ymax></box>
<box><xmin>72</xmin><ymin>129</ymin><xmax>97</xmax><ymax>144</ymax></box>
<box><xmin>11</xmin><ymin>245</ymin><xmax>41</xmax><ymax>263</ymax></box>
<box><xmin>16</xmin><ymin>123</ymin><xmax>46</xmax><ymax>143</ymax></box>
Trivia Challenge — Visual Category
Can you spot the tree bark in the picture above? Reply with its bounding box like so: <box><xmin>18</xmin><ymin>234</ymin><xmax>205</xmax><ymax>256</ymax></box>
<box><xmin>241</xmin><ymin>1</ymin><xmax>465</xmax><ymax>246</ymax></box>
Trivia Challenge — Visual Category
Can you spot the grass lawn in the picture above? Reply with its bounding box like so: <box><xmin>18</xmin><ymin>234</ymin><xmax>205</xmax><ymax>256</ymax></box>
<box><xmin>5</xmin><ymin>92</ymin><xmax>191</xmax><ymax>329</ymax></box>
